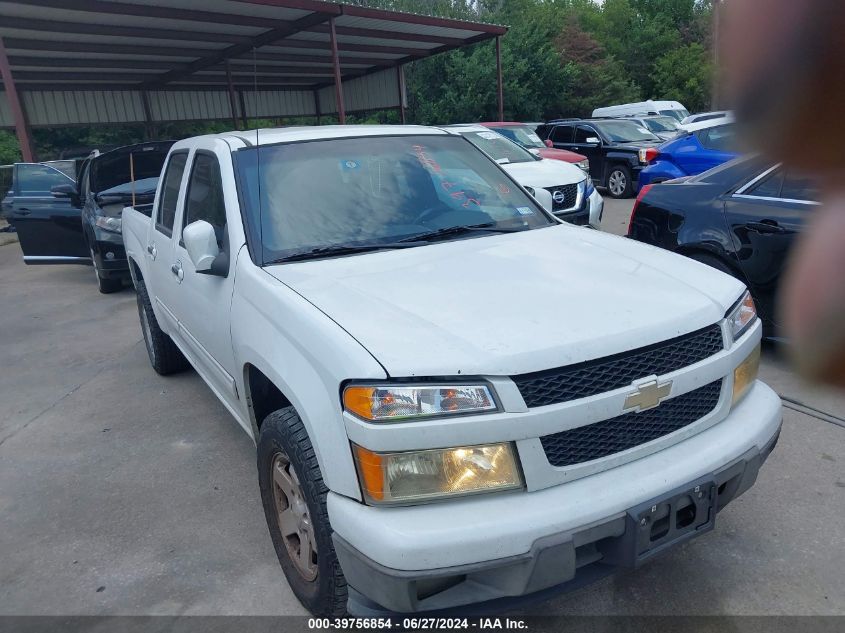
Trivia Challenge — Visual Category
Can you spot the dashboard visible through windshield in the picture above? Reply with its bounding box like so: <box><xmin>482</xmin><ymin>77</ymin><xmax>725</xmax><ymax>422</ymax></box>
<box><xmin>234</xmin><ymin>134</ymin><xmax>554</xmax><ymax>264</ymax></box>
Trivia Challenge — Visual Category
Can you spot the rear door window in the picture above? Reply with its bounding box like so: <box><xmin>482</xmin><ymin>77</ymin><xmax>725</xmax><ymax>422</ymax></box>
<box><xmin>780</xmin><ymin>173</ymin><xmax>819</xmax><ymax>202</ymax></box>
<box><xmin>155</xmin><ymin>152</ymin><xmax>188</xmax><ymax>237</ymax></box>
<box><xmin>550</xmin><ymin>125</ymin><xmax>573</xmax><ymax>143</ymax></box>
<box><xmin>696</xmin><ymin>125</ymin><xmax>735</xmax><ymax>152</ymax></box>
<box><xmin>748</xmin><ymin>169</ymin><xmax>784</xmax><ymax>198</ymax></box>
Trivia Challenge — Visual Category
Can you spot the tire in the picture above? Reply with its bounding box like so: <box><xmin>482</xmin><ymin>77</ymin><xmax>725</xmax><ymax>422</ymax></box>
<box><xmin>606</xmin><ymin>165</ymin><xmax>632</xmax><ymax>198</ymax></box>
<box><xmin>91</xmin><ymin>247</ymin><xmax>122</xmax><ymax>294</ymax></box>
<box><xmin>135</xmin><ymin>279</ymin><xmax>189</xmax><ymax>375</ymax></box>
<box><xmin>258</xmin><ymin>407</ymin><xmax>348</xmax><ymax>617</ymax></box>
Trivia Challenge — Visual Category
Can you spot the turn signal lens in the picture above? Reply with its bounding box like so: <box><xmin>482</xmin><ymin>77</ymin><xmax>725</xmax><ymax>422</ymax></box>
<box><xmin>732</xmin><ymin>343</ymin><xmax>761</xmax><ymax>406</ymax></box>
<box><xmin>727</xmin><ymin>290</ymin><xmax>758</xmax><ymax>342</ymax></box>
<box><xmin>353</xmin><ymin>442</ymin><xmax>522</xmax><ymax>504</ymax></box>
<box><xmin>343</xmin><ymin>384</ymin><xmax>497</xmax><ymax>422</ymax></box>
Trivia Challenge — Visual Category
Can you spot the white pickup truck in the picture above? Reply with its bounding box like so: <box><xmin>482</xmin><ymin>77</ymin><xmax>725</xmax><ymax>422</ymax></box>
<box><xmin>122</xmin><ymin>125</ymin><xmax>781</xmax><ymax>617</ymax></box>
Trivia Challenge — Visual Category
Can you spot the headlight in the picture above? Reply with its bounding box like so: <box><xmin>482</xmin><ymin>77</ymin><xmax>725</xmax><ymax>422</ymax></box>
<box><xmin>638</xmin><ymin>149</ymin><xmax>648</xmax><ymax>164</ymax></box>
<box><xmin>732</xmin><ymin>343</ymin><xmax>761</xmax><ymax>406</ymax></box>
<box><xmin>353</xmin><ymin>442</ymin><xmax>522</xmax><ymax>504</ymax></box>
<box><xmin>576</xmin><ymin>159</ymin><xmax>589</xmax><ymax>173</ymax></box>
<box><xmin>94</xmin><ymin>216</ymin><xmax>122</xmax><ymax>233</ymax></box>
<box><xmin>727</xmin><ymin>290</ymin><xmax>757</xmax><ymax>342</ymax></box>
<box><xmin>343</xmin><ymin>384</ymin><xmax>497</xmax><ymax>422</ymax></box>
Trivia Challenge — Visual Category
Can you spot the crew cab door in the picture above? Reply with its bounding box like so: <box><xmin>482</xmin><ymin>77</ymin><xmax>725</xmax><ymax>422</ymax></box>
<box><xmin>167</xmin><ymin>144</ymin><xmax>239</xmax><ymax>404</ymax></box>
<box><xmin>722</xmin><ymin>166</ymin><xmax>816</xmax><ymax>328</ymax></box>
<box><xmin>4</xmin><ymin>163</ymin><xmax>88</xmax><ymax>263</ymax></box>
<box><xmin>571</xmin><ymin>125</ymin><xmax>604</xmax><ymax>182</ymax></box>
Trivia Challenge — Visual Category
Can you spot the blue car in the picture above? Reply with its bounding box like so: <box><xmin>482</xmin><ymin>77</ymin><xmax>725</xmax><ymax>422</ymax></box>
<box><xmin>637</xmin><ymin>120</ymin><xmax>737</xmax><ymax>191</ymax></box>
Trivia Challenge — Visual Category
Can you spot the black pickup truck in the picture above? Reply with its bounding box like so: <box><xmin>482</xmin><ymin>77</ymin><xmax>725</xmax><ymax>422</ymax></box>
<box><xmin>536</xmin><ymin>119</ymin><xmax>662</xmax><ymax>198</ymax></box>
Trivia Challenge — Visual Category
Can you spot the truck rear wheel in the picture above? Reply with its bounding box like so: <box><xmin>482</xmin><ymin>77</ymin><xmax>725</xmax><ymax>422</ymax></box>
<box><xmin>135</xmin><ymin>279</ymin><xmax>188</xmax><ymax>375</ymax></box>
<box><xmin>258</xmin><ymin>407</ymin><xmax>348</xmax><ymax>617</ymax></box>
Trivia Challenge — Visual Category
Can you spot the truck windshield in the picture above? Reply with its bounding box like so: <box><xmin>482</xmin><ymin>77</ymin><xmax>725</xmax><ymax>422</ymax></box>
<box><xmin>234</xmin><ymin>134</ymin><xmax>554</xmax><ymax>265</ymax></box>
<box><xmin>489</xmin><ymin>125</ymin><xmax>545</xmax><ymax>149</ymax></box>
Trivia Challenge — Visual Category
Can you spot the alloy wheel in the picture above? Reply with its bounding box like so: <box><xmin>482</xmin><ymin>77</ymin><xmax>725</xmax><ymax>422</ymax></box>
<box><xmin>608</xmin><ymin>170</ymin><xmax>626</xmax><ymax>197</ymax></box>
<box><xmin>272</xmin><ymin>452</ymin><xmax>318</xmax><ymax>581</ymax></box>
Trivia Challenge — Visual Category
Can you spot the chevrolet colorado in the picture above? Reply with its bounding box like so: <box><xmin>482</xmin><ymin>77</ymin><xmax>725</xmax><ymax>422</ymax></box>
<box><xmin>122</xmin><ymin>125</ymin><xmax>781</xmax><ymax>617</ymax></box>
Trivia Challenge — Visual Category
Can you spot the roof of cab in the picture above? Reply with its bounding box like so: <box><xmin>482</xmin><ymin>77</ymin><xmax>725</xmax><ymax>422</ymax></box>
<box><xmin>171</xmin><ymin>125</ymin><xmax>454</xmax><ymax>151</ymax></box>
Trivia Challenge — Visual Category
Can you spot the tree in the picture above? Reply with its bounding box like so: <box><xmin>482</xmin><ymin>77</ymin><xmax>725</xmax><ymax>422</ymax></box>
<box><xmin>0</xmin><ymin>131</ymin><xmax>20</xmax><ymax>164</ymax></box>
<box><xmin>653</xmin><ymin>43</ymin><xmax>712</xmax><ymax>112</ymax></box>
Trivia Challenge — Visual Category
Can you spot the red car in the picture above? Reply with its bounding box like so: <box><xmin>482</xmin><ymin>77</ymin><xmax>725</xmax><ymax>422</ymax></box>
<box><xmin>480</xmin><ymin>122</ymin><xmax>590</xmax><ymax>173</ymax></box>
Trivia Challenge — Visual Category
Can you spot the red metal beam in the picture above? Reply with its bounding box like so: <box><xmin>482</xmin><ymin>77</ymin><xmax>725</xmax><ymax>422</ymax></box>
<box><xmin>0</xmin><ymin>37</ymin><xmax>34</xmax><ymax>162</ymax></box>
<box><xmin>340</xmin><ymin>4</ymin><xmax>508</xmax><ymax>35</ymax></box>
<box><xmin>329</xmin><ymin>17</ymin><xmax>345</xmax><ymax>124</ymax></box>
<box><xmin>2</xmin><ymin>38</ymin><xmax>201</xmax><ymax>58</ymax></box>
<box><xmin>224</xmin><ymin>60</ymin><xmax>240</xmax><ymax>130</ymax></box>
<box><xmin>305</xmin><ymin>23</ymin><xmax>464</xmax><ymax>46</ymax></box>
<box><xmin>143</xmin><ymin>10</ymin><xmax>335</xmax><ymax>88</ymax></box>
<box><xmin>0</xmin><ymin>16</ymin><xmax>250</xmax><ymax>45</ymax></box>
<box><xmin>397</xmin><ymin>65</ymin><xmax>406</xmax><ymax>124</ymax></box>
<box><xmin>16</xmin><ymin>0</ymin><xmax>300</xmax><ymax>30</ymax></box>
<box><xmin>496</xmin><ymin>36</ymin><xmax>504</xmax><ymax>122</ymax></box>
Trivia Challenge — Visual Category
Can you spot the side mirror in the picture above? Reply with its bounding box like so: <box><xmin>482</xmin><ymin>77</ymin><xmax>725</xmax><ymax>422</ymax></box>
<box><xmin>51</xmin><ymin>183</ymin><xmax>74</xmax><ymax>197</ymax></box>
<box><xmin>530</xmin><ymin>187</ymin><xmax>554</xmax><ymax>213</ymax></box>
<box><xmin>183</xmin><ymin>220</ymin><xmax>221</xmax><ymax>274</ymax></box>
<box><xmin>51</xmin><ymin>183</ymin><xmax>78</xmax><ymax>200</ymax></box>
<box><xmin>585</xmin><ymin>137</ymin><xmax>601</xmax><ymax>146</ymax></box>
<box><xmin>544</xmin><ymin>139</ymin><xmax>553</xmax><ymax>148</ymax></box>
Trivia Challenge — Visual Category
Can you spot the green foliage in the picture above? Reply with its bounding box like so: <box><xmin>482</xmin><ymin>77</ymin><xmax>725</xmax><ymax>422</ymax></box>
<box><xmin>653</xmin><ymin>42</ymin><xmax>712</xmax><ymax>112</ymax></box>
<box><xmin>0</xmin><ymin>131</ymin><xmax>21</xmax><ymax>164</ymax></box>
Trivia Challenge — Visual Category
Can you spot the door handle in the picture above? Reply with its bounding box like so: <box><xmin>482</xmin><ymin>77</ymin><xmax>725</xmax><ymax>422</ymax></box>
<box><xmin>146</xmin><ymin>243</ymin><xmax>157</xmax><ymax>259</ymax></box>
<box><xmin>746</xmin><ymin>220</ymin><xmax>785</xmax><ymax>234</ymax></box>
<box><xmin>171</xmin><ymin>261</ymin><xmax>184</xmax><ymax>282</ymax></box>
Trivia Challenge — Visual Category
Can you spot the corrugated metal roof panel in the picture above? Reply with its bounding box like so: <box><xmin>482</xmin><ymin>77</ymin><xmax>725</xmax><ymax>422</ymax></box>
<box><xmin>318</xmin><ymin>68</ymin><xmax>400</xmax><ymax>114</ymax></box>
<box><xmin>0</xmin><ymin>91</ymin><xmax>12</xmax><ymax>128</ymax></box>
<box><xmin>149</xmin><ymin>90</ymin><xmax>231</xmax><ymax>121</ymax></box>
<box><xmin>244</xmin><ymin>89</ymin><xmax>316</xmax><ymax>118</ymax></box>
<box><xmin>21</xmin><ymin>90</ymin><xmax>146</xmax><ymax>125</ymax></box>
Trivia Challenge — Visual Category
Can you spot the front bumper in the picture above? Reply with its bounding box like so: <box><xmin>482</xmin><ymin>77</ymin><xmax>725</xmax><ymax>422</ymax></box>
<box><xmin>91</xmin><ymin>231</ymin><xmax>130</xmax><ymax>280</ymax></box>
<box><xmin>329</xmin><ymin>381</ymin><xmax>782</xmax><ymax>614</ymax></box>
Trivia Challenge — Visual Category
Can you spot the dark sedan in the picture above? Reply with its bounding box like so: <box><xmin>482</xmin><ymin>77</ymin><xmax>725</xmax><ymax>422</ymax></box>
<box><xmin>627</xmin><ymin>155</ymin><xmax>819</xmax><ymax>333</ymax></box>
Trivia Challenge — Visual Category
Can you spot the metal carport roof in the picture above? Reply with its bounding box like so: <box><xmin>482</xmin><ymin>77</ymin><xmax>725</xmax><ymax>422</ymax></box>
<box><xmin>0</xmin><ymin>0</ymin><xmax>508</xmax><ymax>160</ymax></box>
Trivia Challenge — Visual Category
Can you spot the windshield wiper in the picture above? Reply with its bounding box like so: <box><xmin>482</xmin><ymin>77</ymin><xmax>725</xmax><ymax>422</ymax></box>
<box><xmin>398</xmin><ymin>222</ymin><xmax>529</xmax><ymax>243</ymax></box>
<box><xmin>267</xmin><ymin>241</ymin><xmax>425</xmax><ymax>264</ymax></box>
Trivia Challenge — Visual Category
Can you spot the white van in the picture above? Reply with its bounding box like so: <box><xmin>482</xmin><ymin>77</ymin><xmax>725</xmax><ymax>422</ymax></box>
<box><xmin>593</xmin><ymin>100</ymin><xmax>690</xmax><ymax>122</ymax></box>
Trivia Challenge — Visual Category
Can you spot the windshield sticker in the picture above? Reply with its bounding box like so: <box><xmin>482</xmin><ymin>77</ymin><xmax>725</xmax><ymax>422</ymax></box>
<box><xmin>516</xmin><ymin>207</ymin><xmax>534</xmax><ymax>216</ymax></box>
<box><xmin>412</xmin><ymin>145</ymin><xmax>481</xmax><ymax>208</ymax></box>
<box><xmin>528</xmin><ymin>133</ymin><xmax>542</xmax><ymax>143</ymax></box>
<box><xmin>637</xmin><ymin>127</ymin><xmax>650</xmax><ymax>134</ymax></box>
<box><xmin>478</xmin><ymin>131</ymin><xmax>500</xmax><ymax>140</ymax></box>
<box><xmin>340</xmin><ymin>159</ymin><xmax>360</xmax><ymax>171</ymax></box>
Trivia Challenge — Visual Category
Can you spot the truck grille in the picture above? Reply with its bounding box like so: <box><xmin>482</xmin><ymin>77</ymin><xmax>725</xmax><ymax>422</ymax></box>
<box><xmin>512</xmin><ymin>324</ymin><xmax>724</xmax><ymax>408</ymax></box>
<box><xmin>540</xmin><ymin>379</ymin><xmax>723</xmax><ymax>467</ymax></box>
<box><xmin>544</xmin><ymin>183</ymin><xmax>578</xmax><ymax>211</ymax></box>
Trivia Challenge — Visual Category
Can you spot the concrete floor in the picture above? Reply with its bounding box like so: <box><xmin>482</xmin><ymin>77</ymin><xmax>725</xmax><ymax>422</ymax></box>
<box><xmin>0</xmin><ymin>200</ymin><xmax>843</xmax><ymax>615</ymax></box>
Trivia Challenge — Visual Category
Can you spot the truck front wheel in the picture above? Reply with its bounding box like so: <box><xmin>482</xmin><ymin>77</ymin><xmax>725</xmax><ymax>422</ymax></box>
<box><xmin>258</xmin><ymin>407</ymin><xmax>348</xmax><ymax>616</ymax></box>
<box><xmin>135</xmin><ymin>280</ymin><xmax>188</xmax><ymax>375</ymax></box>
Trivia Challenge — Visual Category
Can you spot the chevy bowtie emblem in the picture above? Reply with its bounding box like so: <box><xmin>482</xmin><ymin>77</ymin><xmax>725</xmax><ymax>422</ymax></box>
<box><xmin>624</xmin><ymin>379</ymin><xmax>672</xmax><ymax>412</ymax></box>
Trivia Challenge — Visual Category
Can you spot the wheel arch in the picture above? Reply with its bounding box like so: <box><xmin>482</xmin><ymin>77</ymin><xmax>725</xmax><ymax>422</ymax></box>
<box><xmin>244</xmin><ymin>362</ymin><xmax>293</xmax><ymax>439</ymax></box>
<box><xmin>675</xmin><ymin>243</ymin><xmax>747</xmax><ymax>280</ymax></box>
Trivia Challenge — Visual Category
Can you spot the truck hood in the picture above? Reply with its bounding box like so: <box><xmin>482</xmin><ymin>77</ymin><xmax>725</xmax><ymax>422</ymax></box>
<box><xmin>500</xmin><ymin>159</ymin><xmax>585</xmax><ymax>188</ymax></box>
<box><xmin>266</xmin><ymin>226</ymin><xmax>743</xmax><ymax>377</ymax></box>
